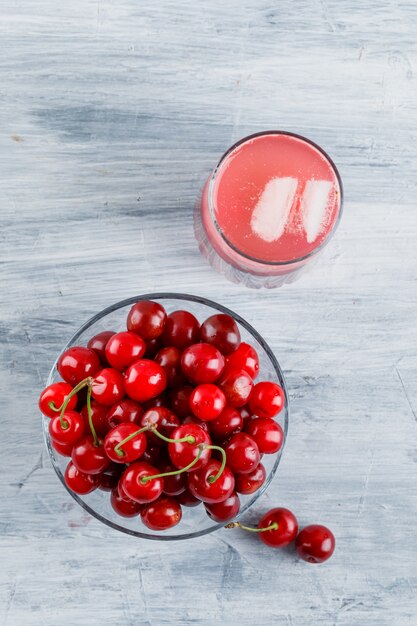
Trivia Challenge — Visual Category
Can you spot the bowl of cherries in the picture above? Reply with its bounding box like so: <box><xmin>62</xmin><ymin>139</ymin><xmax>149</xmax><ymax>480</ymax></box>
<box><xmin>39</xmin><ymin>293</ymin><xmax>289</xmax><ymax>541</ymax></box>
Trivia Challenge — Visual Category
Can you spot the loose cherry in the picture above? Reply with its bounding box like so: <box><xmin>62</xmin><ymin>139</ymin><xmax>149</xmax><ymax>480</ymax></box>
<box><xmin>141</xmin><ymin>496</ymin><xmax>182</xmax><ymax>530</ymax></box>
<box><xmin>39</xmin><ymin>382</ymin><xmax>77</xmax><ymax>418</ymax></box>
<box><xmin>139</xmin><ymin>407</ymin><xmax>180</xmax><ymax>446</ymax></box>
<box><xmin>65</xmin><ymin>461</ymin><xmax>99</xmax><ymax>494</ymax></box>
<box><xmin>224</xmin><ymin>433</ymin><xmax>260</xmax><ymax>474</ymax></box>
<box><xmin>49</xmin><ymin>410</ymin><xmax>85</xmax><ymax>445</ymax></box>
<box><xmin>205</xmin><ymin>492</ymin><xmax>240</xmax><ymax>522</ymax></box>
<box><xmin>249</xmin><ymin>381</ymin><xmax>285</xmax><ymax>418</ymax></box>
<box><xmin>189</xmin><ymin>384</ymin><xmax>226</xmax><ymax>421</ymax></box>
<box><xmin>209</xmin><ymin>407</ymin><xmax>242</xmax><ymax>441</ymax></box>
<box><xmin>295</xmin><ymin>525</ymin><xmax>335</xmax><ymax>563</ymax></box>
<box><xmin>226</xmin><ymin>342</ymin><xmax>259</xmax><ymax>379</ymax></box>
<box><xmin>154</xmin><ymin>346</ymin><xmax>186</xmax><ymax>388</ymax></box>
<box><xmin>87</xmin><ymin>331</ymin><xmax>115</xmax><ymax>365</ymax></box>
<box><xmin>169</xmin><ymin>385</ymin><xmax>193</xmax><ymax>418</ymax></box>
<box><xmin>258</xmin><ymin>508</ymin><xmax>298</xmax><ymax>548</ymax></box>
<box><xmin>121</xmin><ymin>461</ymin><xmax>164</xmax><ymax>504</ymax></box>
<box><xmin>127</xmin><ymin>300</ymin><xmax>167</xmax><ymax>340</ymax></box>
<box><xmin>188</xmin><ymin>460</ymin><xmax>235</xmax><ymax>503</ymax></box>
<box><xmin>181</xmin><ymin>343</ymin><xmax>225</xmax><ymax>384</ymax></box>
<box><xmin>106</xmin><ymin>399</ymin><xmax>144</xmax><ymax>430</ymax></box>
<box><xmin>200</xmin><ymin>313</ymin><xmax>241</xmax><ymax>355</ymax></box>
<box><xmin>246</xmin><ymin>417</ymin><xmax>284</xmax><ymax>454</ymax></box>
<box><xmin>104</xmin><ymin>423</ymin><xmax>147</xmax><ymax>463</ymax></box>
<box><xmin>161</xmin><ymin>310</ymin><xmax>200</xmax><ymax>349</ymax></box>
<box><xmin>105</xmin><ymin>331</ymin><xmax>146</xmax><ymax>371</ymax></box>
<box><xmin>91</xmin><ymin>368</ymin><xmax>125</xmax><ymax>406</ymax></box>
<box><xmin>71</xmin><ymin>435</ymin><xmax>110</xmax><ymax>474</ymax></box>
<box><xmin>168</xmin><ymin>424</ymin><xmax>211</xmax><ymax>471</ymax></box>
<box><xmin>111</xmin><ymin>488</ymin><xmax>143</xmax><ymax>517</ymax></box>
<box><xmin>124</xmin><ymin>359</ymin><xmax>167</xmax><ymax>403</ymax></box>
<box><xmin>218</xmin><ymin>368</ymin><xmax>253</xmax><ymax>407</ymax></box>
<box><xmin>57</xmin><ymin>346</ymin><xmax>100</xmax><ymax>386</ymax></box>
<box><xmin>234</xmin><ymin>463</ymin><xmax>266</xmax><ymax>494</ymax></box>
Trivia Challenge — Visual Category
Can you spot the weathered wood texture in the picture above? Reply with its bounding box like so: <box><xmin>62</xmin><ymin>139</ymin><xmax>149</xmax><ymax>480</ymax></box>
<box><xmin>1</xmin><ymin>1</ymin><xmax>417</xmax><ymax>624</ymax></box>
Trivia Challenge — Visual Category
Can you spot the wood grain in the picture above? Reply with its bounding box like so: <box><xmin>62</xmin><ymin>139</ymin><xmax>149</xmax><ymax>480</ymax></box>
<box><xmin>1</xmin><ymin>1</ymin><xmax>417</xmax><ymax>624</ymax></box>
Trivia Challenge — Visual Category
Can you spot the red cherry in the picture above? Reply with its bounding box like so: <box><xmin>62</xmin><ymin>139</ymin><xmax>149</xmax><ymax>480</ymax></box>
<box><xmin>141</xmin><ymin>444</ymin><xmax>162</xmax><ymax>465</ymax></box>
<box><xmin>234</xmin><ymin>463</ymin><xmax>266</xmax><ymax>494</ymax></box>
<box><xmin>71</xmin><ymin>436</ymin><xmax>110</xmax><ymax>474</ymax></box>
<box><xmin>200</xmin><ymin>313</ymin><xmax>241</xmax><ymax>356</ymax></box>
<box><xmin>161</xmin><ymin>310</ymin><xmax>200</xmax><ymax>349</ymax></box>
<box><xmin>51</xmin><ymin>439</ymin><xmax>74</xmax><ymax>457</ymax></box>
<box><xmin>141</xmin><ymin>496</ymin><xmax>182</xmax><ymax>530</ymax></box>
<box><xmin>249</xmin><ymin>381</ymin><xmax>285</xmax><ymax>418</ymax></box>
<box><xmin>139</xmin><ymin>407</ymin><xmax>180</xmax><ymax>446</ymax></box>
<box><xmin>39</xmin><ymin>382</ymin><xmax>77</xmax><ymax>418</ymax></box>
<box><xmin>57</xmin><ymin>346</ymin><xmax>101</xmax><ymax>386</ymax></box>
<box><xmin>121</xmin><ymin>461</ymin><xmax>164</xmax><ymax>503</ymax></box>
<box><xmin>238</xmin><ymin>405</ymin><xmax>253</xmax><ymax>429</ymax></box>
<box><xmin>209</xmin><ymin>407</ymin><xmax>242</xmax><ymax>441</ymax></box>
<box><xmin>87</xmin><ymin>331</ymin><xmax>115</xmax><ymax>365</ymax></box>
<box><xmin>188</xmin><ymin>460</ymin><xmax>235</xmax><ymax>503</ymax></box>
<box><xmin>144</xmin><ymin>337</ymin><xmax>162</xmax><ymax>358</ymax></box>
<box><xmin>105</xmin><ymin>331</ymin><xmax>146</xmax><ymax>371</ymax></box>
<box><xmin>124</xmin><ymin>359</ymin><xmax>167</xmax><ymax>403</ymax></box>
<box><xmin>106</xmin><ymin>399</ymin><xmax>144</xmax><ymax>430</ymax></box>
<box><xmin>182</xmin><ymin>415</ymin><xmax>209</xmax><ymax>432</ymax></box>
<box><xmin>246</xmin><ymin>417</ymin><xmax>284</xmax><ymax>454</ymax></box>
<box><xmin>127</xmin><ymin>300</ymin><xmax>167</xmax><ymax>340</ymax></box>
<box><xmin>205</xmin><ymin>492</ymin><xmax>240</xmax><ymax>522</ymax></box>
<box><xmin>111</xmin><ymin>488</ymin><xmax>143</xmax><ymax>517</ymax></box>
<box><xmin>189</xmin><ymin>384</ymin><xmax>226</xmax><ymax>422</ymax></box>
<box><xmin>295</xmin><ymin>525</ymin><xmax>335</xmax><ymax>563</ymax></box>
<box><xmin>181</xmin><ymin>343</ymin><xmax>225</xmax><ymax>384</ymax></box>
<box><xmin>65</xmin><ymin>461</ymin><xmax>99</xmax><ymax>494</ymax></box>
<box><xmin>49</xmin><ymin>410</ymin><xmax>85</xmax><ymax>445</ymax></box>
<box><xmin>159</xmin><ymin>461</ymin><xmax>187</xmax><ymax>496</ymax></box>
<box><xmin>224</xmin><ymin>433</ymin><xmax>260</xmax><ymax>474</ymax></box>
<box><xmin>176</xmin><ymin>488</ymin><xmax>201</xmax><ymax>507</ymax></box>
<box><xmin>91</xmin><ymin>368</ymin><xmax>125</xmax><ymax>406</ymax></box>
<box><xmin>154</xmin><ymin>346</ymin><xmax>186</xmax><ymax>388</ymax></box>
<box><xmin>258</xmin><ymin>508</ymin><xmax>298</xmax><ymax>548</ymax></box>
<box><xmin>168</xmin><ymin>424</ymin><xmax>211</xmax><ymax>471</ymax></box>
<box><xmin>225</xmin><ymin>342</ymin><xmax>259</xmax><ymax>379</ymax></box>
<box><xmin>169</xmin><ymin>385</ymin><xmax>193</xmax><ymax>418</ymax></box>
<box><xmin>218</xmin><ymin>368</ymin><xmax>253</xmax><ymax>408</ymax></box>
<box><xmin>104</xmin><ymin>423</ymin><xmax>147</xmax><ymax>463</ymax></box>
<box><xmin>81</xmin><ymin>401</ymin><xmax>109</xmax><ymax>437</ymax></box>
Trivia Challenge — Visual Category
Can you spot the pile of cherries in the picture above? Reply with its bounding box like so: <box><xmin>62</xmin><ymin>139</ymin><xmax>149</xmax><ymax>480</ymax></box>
<box><xmin>39</xmin><ymin>300</ymin><xmax>334</xmax><ymax>563</ymax></box>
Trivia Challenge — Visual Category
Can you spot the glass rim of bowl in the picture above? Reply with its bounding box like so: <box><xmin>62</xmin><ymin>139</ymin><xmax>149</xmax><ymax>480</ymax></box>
<box><xmin>206</xmin><ymin>129</ymin><xmax>344</xmax><ymax>267</ymax></box>
<box><xmin>43</xmin><ymin>292</ymin><xmax>289</xmax><ymax>541</ymax></box>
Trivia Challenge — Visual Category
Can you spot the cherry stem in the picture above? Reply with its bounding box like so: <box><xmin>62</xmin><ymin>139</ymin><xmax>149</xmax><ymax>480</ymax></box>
<box><xmin>48</xmin><ymin>401</ymin><xmax>61</xmax><ymax>413</ymax></box>
<box><xmin>206</xmin><ymin>445</ymin><xmax>226</xmax><ymax>484</ymax></box>
<box><xmin>140</xmin><ymin>445</ymin><xmax>204</xmax><ymax>484</ymax></box>
<box><xmin>113</xmin><ymin>426</ymin><xmax>149</xmax><ymax>458</ymax></box>
<box><xmin>58</xmin><ymin>377</ymin><xmax>91</xmax><ymax>430</ymax></box>
<box><xmin>150</xmin><ymin>429</ymin><xmax>196</xmax><ymax>445</ymax></box>
<box><xmin>86</xmin><ymin>382</ymin><xmax>99</xmax><ymax>447</ymax></box>
<box><xmin>225</xmin><ymin>521</ymin><xmax>279</xmax><ymax>533</ymax></box>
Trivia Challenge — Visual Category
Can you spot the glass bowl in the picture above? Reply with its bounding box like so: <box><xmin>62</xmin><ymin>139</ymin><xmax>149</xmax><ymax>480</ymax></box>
<box><xmin>43</xmin><ymin>293</ymin><xmax>289</xmax><ymax>540</ymax></box>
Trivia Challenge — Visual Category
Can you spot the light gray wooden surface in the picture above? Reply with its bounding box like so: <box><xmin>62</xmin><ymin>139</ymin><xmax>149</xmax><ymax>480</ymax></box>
<box><xmin>1</xmin><ymin>1</ymin><xmax>417</xmax><ymax>624</ymax></box>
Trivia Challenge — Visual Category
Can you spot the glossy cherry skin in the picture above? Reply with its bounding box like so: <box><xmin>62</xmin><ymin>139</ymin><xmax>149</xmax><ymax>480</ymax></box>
<box><xmin>111</xmin><ymin>488</ymin><xmax>143</xmax><ymax>517</ymax></box>
<box><xmin>188</xmin><ymin>460</ymin><xmax>235</xmax><ymax>504</ymax></box>
<box><xmin>71</xmin><ymin>436</ymin><xmax>110</xmax><ymax>474</ymax></box>
<box><xmin>57</xmin><ymin>346</ymin><xmax>101</xmax><ymax>386</ymax></box>
<box><xmin>87</xmin><ymin>331</ymin><xmax>115</xmax><ymax>365</ymax></box>
<box><xmin>238</xmin><ymin>405</ymin><xmax>253</xmax><ymax>429</ymax></box>
<box><xmin>124</xmin><ymin>359</ymin><xmax>167</xmax><ymax>403</ymax></box>
<box><xmin>161</xmin><ymin>310</ymin><xmax>200</xmax><ymax>350</ymax></box>
<box><xmin>91</xmin><ymin>368</ymin><xmax>125</xmax><ymax>406</ymax></box>
<box><xmin>105</xmin><ymin>331</ymin><xmax>146</xmax><ymax>371</ymax></box>
<box><xmin>104</xmin><ymin>423</ymin><xmax>147</xmax><ymax>463</ymax></box>
<box><xmin>139</xmin><ymin>407</ymin><xmax>180</xmax><ymax>446</ymax></box>
<box><xmin>169</xmin><ymin>386</ymin><xmax>193</xmax><ymax>418</ymax></box>
<box><xmin>127</xmin><ymin>300</ymin><xmax>167</xmax><ymax>340</ymax></box>
<box><xmin>154</xmin><ymin>346</ymin><xmax>186</xmax><ymax>388</ymax></box>
<box><xmin>39</xmin><ymin>382</ymin><xmax>77</xmax><ymax>418</ymax></box>
<box><xmin>258</xmin><ymin>508</ymin><xmax>298</xmax><ymax>548</ymax></box>
<box><xmin>49</xmin><ymin>410</ymin><xmax>85</xmax><ymax>445</ymax></box>
<box><xmin>141</xmin><ymin>496</ymin><xmax>182</xmax><ymax>530</ymax></box>
<box><xmin>65</xmin><ymin>461</ymin><xmax>99</xmax><ymax>494</ymax></box>
<box><xmin>189</xmin><ymin>384</ymin><xmax>226</xmax><ymax>422</ymax></box>
<box><xmin>52</xmin><ymin>439</ymin><xmax>74</xmax><ymax>457</ymax></box>
<box><xmin>182</xmin><ymin>415</ymin><xmax>209</xmax><ymax>433</ymax></box>
<box><xmin>209</xmin><ymin>407</ymin><xmax>243</xmax><ymax>441</ymax></box>
<box><xmin>246</xmin><ymin>417</ymin><xmax>284</xmax><ymax>454</ymax></box>
<box><xmin>81</xmin><ymin>401</ymin><xmax>109</xmax><ymax>437</ymax></box>
<box><xmin>168</xmin><ymin>424</ymin><xmax>211</xmax><ymax>471</ymax></box>
<box><xmin>121</xmin><ymin>461</ymin><xmax>164</xmax><ymax>504</ymax></box>
<box><xmin>235</xmin><ymin>463</ymin><xmax>266</xmax><ymax>495</ymax></box>
<box><xmin>249</xmin><ymin>381</ymin><xmax>285</xmax><ymax>418</ymax></box>
<box><xmin>157</xmin><ymin>461</ymin><xmax>187</xmax><ymax>496</ymax></box>
<box><xmin>106</xmin><ymin>399</ymin><xmax>144</xmax><ymax>430</ymax></box>
<box><xmin>295</xmin><ymin>525</ymin><xmax>335</xmax><ymax>563</ymax></box>
<box><xmin>218</xmin><ymin>368</ymin><xmax>253</xmax><ymax>408</ymax></box>
<box><xmin>226</xmin><ymin>342</ymin><xmax>259</xmax><ymax>379</ymax></box>
<box><xmin>200</xmin><ymin>314</ymin><xmax>241</xmax><ymax>356</ymax></box>
<box><xmin>224</xmin><ymin>433</ymin><xmax>260</xmax><ymax>474</ymax></box>
<box><xmin>205</xmin><ymin>492</ymin><xmax>240</xmax><ymax>522</ymax></box>
<box><xmin>181</xmin><ymin>343</ymin><xmax>225</xmax><ymax>384</ymax></box>
<box><xmin>176</xmin><ymin>488</ymin><xmax>201</xmax><ymax>507</ymax></box>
